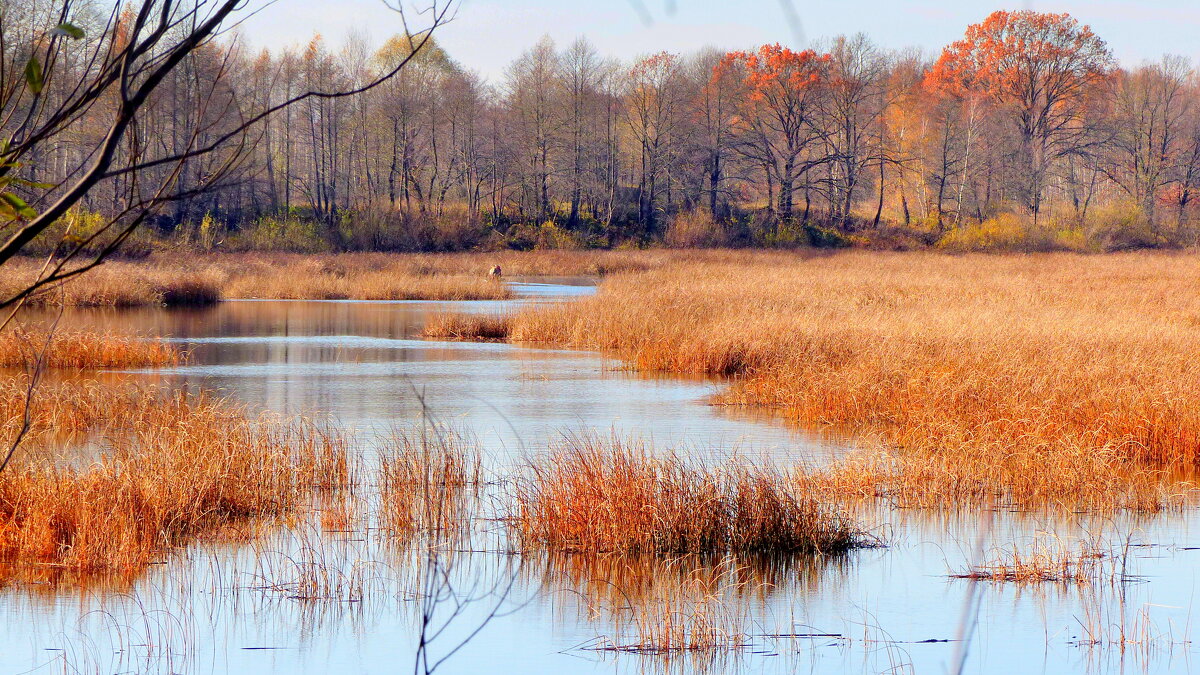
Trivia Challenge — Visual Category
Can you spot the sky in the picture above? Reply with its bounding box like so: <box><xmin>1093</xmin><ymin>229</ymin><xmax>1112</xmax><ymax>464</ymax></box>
<box><xmin>235</xmin><ymin>0</ymin><xmax>1200</xmax><ymax>82</ymax></box>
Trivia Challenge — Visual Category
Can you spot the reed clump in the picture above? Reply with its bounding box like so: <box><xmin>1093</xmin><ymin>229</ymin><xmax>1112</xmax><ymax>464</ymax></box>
<box><xmin>1</xmin><ymin>259</ymin><xmax>223</xmax><ymax>307</ymax></box>
<box><xmin>0</xmin><ymin>389</ymin><xmax>347</xmax><ymax>574</ymax></box>
<box><xmin>0</xmin><ymin>329</ymin><xmax>180</xmax><ymax>369</ymax></box>
<box><xmin>422</xmin><ymin>313</ymin><xmax>511</xmax><ymax>340</ymax></box>
<box><xmin>483</xmin><ymin>251</ymin><xmax>1200</xmax><ymax>511</ymax></box>
<box><xmin>513</xmin><ymin>435</ymin><xmax>865</xmax><ymax>556</ymax></box>
<box><xmin>379</xmin><ymin>427</ymin><xmax>482</xmax><ymax>540</ymax></box>
<box><xmin>951</xmin><ymin>538</ymin><xmax>1111</xmax><ymax>584</ymax></box>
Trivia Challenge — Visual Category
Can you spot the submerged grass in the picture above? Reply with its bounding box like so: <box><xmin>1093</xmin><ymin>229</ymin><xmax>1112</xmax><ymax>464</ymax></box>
<box><xmin>950</xmin><ymin>538</ymin><xmax>1112</xmax><ymax>584</ymax></box>
<box><xmin>444</xmin><ymin>251</ymin><xmax>1200</xmax><ymax>512</ymax></box>
<box><xmin>513</xmin><ymin>434</ymin><xmax>866</xmax><ymax>556</ymax></box>
<box><xmin>379</xmin><ymin>427</ymin><xmax>482</xmax><ymax>541</ymax></box>
<box><xmin>588</xmin><ymin>557</ymin><xmax>754</xmax><ymax>655</ymax></box>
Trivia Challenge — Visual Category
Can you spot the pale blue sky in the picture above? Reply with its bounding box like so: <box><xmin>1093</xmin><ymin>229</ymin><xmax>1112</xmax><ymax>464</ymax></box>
<box><xmin>237</xmin><ymin>0</ymin><xmax>1200</xmax><ymax>81</ymax></box>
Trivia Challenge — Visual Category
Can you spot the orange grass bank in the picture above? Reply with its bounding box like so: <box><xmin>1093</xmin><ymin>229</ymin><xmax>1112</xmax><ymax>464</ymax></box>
<box><xmin>0</xmin><ymin>384</ymin><xmax>346</xmax><ymax>575</ymax></box>
<box><xmin>433</xmin><ymin>251</ymin><xmax>1200</xmax><ymax>511</ymax></box>
<box><xmin>4</xmin><ymin>249</ymin><xmax>812</xmax><ymax>306</ymax></box>
<box><xmin>1</xmin><ymin>259</ymin><xmax>223</xmax><ymax>307</ymax></box>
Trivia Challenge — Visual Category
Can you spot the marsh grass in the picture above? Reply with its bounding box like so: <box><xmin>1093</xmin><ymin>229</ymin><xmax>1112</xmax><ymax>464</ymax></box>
<box><xmin>3</xmin><ymin>249</ymin><xmax>807</xmax><ymax>306</ymax></box>
<box><xmin>2</xmin><ymin>260</ymin><xmax>223</xmax><ymax>307</ymax></box>
<box><xmin>1</xmin><ymin>378</ymin><xmax>193</xmax><ymax>443</ymax></box>
<box><xmin>451</xmin><ymin>251</ymin><xmax>1200</xmax><ymax>511</ymax></box>
<box><xmin>795</xmin><ymin>442</ymin><xmax>1176</xmax><ymax>512</ymax></box>
<box><xmin>0</xmin><ymin>383</ymin><xmax>347</xmax><ymax>575</ymax></box>
<box><xmin>422</xmin><ymin>313</ymin><xmax>511</xmax><ymax>340</ymax></box>
<box><xmin>0</xmin><ymin>328</ymin><xmax>180</xmax><ymax>369</ymax></box>
<box><xmin>379</xmin><ymin>427</ymin><xmax>482</xmax><ymax>541</ymax></box>
<box><xmin>513</xmin><ymin>435</ymin><xmax>866</xmax><ymax>556</ymax></box>
<box><xmin>950</xmin><ymin>538</ymin><xmax>1113</xmax><ymax>584</ymax></box>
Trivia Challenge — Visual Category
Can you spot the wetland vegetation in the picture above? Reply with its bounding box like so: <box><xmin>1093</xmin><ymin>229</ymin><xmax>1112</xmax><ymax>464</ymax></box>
<box><xmin>4</xmin><ymin>1</ymin><xmax>1200</xmax><ymax>673</ymax></box>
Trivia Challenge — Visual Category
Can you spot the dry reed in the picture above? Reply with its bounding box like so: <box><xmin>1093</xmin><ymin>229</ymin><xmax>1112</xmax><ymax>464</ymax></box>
<box><xmin>379</xmin><ymin>427</ymin><xmax>482</xmax><ymax>540</ymax></box>
<box><xmin>461</xmin><ymin>251</ymin><xmax>1200</xmax><ymax>511</ymax></box>
<box><xmin>0</xmin><ymin>387</ymin><xmax>348</xmax><ymax>574</ymax></box>
<box><xmin>513</xmin><ymin>434</ymin><xmax>864</xmax><ymax>555</ymax></box>
<box><xmin>0</xmin><ymin>329</ymin><xmax>180</xmax><ymax>369</ymax></box>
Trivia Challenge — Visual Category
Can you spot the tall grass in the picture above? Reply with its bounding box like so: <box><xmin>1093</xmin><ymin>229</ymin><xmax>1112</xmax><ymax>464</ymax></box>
<box><xmin>462</xmin><ymin>252</ymin><xmax>1200</xmax><ymax>511</ymax></box>
<box><xmin>513</xmin><ymin>435</ymin><xmax>864</xmax><ymax>555</ymax></box>
<box><xmin>379</xmin><ymin>427</ymin><xmax>482</xmax><ymax>541</ymax></box>
<box><xmin>0</xmin><ymin>387</ymin><xmax>347</xmax><ymax>574</ymax></box>
<box><xmin>0</xmin><ymin>329</ymin><xmax>180</xmax><ymax>369</ymax></box>
<box><xmin>1</xmin><ymin>260</ymin><xmax>222</xmax><ymax>307</ymax></box>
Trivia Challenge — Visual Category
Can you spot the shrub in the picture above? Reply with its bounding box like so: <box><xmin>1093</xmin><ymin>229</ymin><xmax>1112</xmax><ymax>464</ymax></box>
<box><xmin>664</xmin><ymin>209</ymin><xmax>730</xmax><ymax>248</ymax></box>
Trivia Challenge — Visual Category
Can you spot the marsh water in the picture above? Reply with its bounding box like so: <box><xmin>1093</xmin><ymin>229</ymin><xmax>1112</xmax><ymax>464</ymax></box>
<box><xmin>6</xmin><ymin>280</ymin><xmax>1200</xmax><ymax>675</ymax></box>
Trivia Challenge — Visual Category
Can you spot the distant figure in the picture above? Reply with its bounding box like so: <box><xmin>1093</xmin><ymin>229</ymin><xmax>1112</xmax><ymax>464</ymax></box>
<box><xmin>488</xmin><ymin>265</ymin><xmax>502</xmax><ymax>279</ymax></box>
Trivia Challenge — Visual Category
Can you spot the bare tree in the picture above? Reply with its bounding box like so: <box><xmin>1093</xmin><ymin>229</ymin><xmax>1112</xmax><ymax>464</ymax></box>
<box><xmin>0</xmin><ymin>0</ymin><xmax>454</xmax><ymax>308</ymax></box>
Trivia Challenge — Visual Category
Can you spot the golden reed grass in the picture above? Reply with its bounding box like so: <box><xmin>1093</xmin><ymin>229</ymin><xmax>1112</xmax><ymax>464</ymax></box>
<box><xmin>1</xmin><ymin>259</ymin><xmax>223</xmax><ymax>307</ymax></box>
<box><xmin>1</xmin><ymin>378</ymin><xmax>189</xmax><ymax>442</ymax></box>
<box><xmin>450</xmin><ymin>251</ymin><xmax>1200</xmax><ymax>511</ymax></box>
<box><xmin>513</xmin><ymin>435</ymin><xmax>864</xmax><ymax>555</ymax></box>
<box><xmin>951</xmin><ymin>538</ymin><xmax>1110</xmax><ymax>584</ymax></box>
<box><xmin>379</xmin><ymin>427</ymin><xmax>482</xmax><ymax>540</ymax></box>
<box><xmin>3</xmin><ymin>249</ymin><xmax>798</xmax><ymax>306</ymax></box>
<box><xmin>0</xmin><ymin>328</ymin><xmax>180</xmax><ymax>369</ymax></box>
<box><xmin>0</xmin><ymin>384</ymin><xmax>347</xmax><ymax>574</ymax></box>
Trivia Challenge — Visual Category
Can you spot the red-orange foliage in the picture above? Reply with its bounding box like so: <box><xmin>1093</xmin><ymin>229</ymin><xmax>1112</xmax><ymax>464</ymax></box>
<box><xmin>716</xmin><ymin>44</ymin><xmax>829</xmax><ymax>109</ymax></box>
<box><xmin>714</xmin><ymin>45</ymin><xmax>832</xmax><ymax>217</ymax></box>
<box><xmin>924</xmin><ymin>11</ymin><xmax>1113</xmax><ymax>216</ymax></box>
<box><xmin>925</xmin><ymin>11</ymin><xmax>1112</xmax><ymax>116</ymax></box>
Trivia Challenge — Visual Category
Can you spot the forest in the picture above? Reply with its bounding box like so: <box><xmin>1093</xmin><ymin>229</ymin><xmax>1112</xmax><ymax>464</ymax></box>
<box><xmin>7</xmin><ymin>5</ymin><xmax>1200</xmax><ymax>253</ymax></box>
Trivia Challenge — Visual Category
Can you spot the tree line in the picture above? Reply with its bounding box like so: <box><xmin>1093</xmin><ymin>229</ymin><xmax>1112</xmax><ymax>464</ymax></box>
<box><xmin>10</xmin><ymin>6</ymin><xmax>1200</xmax><ymax>252</ymax></box>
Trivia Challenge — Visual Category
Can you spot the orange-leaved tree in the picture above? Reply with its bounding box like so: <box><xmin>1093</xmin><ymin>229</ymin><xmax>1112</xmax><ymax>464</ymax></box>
<box><xmin>717</xmin><ymin>44</ymin><xmax>831</xmax><ymax>221</ymax></box>
<box><xmin>925</xmin><ymin>10</ymin><xmax>1113</xmax><ymax>221</ymax></box>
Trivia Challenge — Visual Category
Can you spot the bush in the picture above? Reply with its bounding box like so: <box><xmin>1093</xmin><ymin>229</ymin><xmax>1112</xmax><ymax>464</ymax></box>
<box><xmin>24</xmin><ymin>209</ymin><xmax>156</xmax><ymax>259</ymax></box>
<box><xmin>497</xmin><ymin>220</ymin><xmax>589</xmax><ymax>251</ymax></box>
<box><xmin>224</xmin><ymin>213</ymin><xmax>332</xmax><ymax>253</ymax></box>
<box><xmin>664</xmin><ymin>209</ymin><xmax>730</xmax><ymax>248</ymax></box>
<box><xmin>937</xmin><ymin>213</ymin><xmax>1039</xmax><ymax>252</ymax></box>
<box><xmin>1085</xmin><ymin>201</ymin><xmax>1170</xmax><ymax>251</ymax></box>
